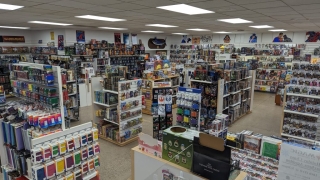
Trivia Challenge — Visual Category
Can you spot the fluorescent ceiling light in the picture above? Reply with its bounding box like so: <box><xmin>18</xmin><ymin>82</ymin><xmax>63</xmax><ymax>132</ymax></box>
<box><xmin>218</xmin><ymin>18</ymin><xmax>252</xmax><ymax>24</ymax></box>
<box><xmin>250</xmin><ymin>25</ymin><xmax>274</xmax><ymax>29</ymax></box>
<box><xmin>75</xmin><ymin>15</ymin><xmax>126</xmax><ymax>22</ymax></box>
<box><xmin>172</xmin><ymin>33</ymin><xmax>189</xmax><ymax>35</ymax></box>
<box><xmin>214</xmin><ymin>31</ymin><xmax>231</xmax><ymax>33</ymax></box>
<box><xmin>157</xmin><ymin>4</ymin><xmax>214</xmax><ymax>15</ymax></box>
<box><xmin>269</xmin><ymin>29</ymin><xmax>287</xmax><ymax>32</ymax></box>
<box><xmin>28</xmin><ymin>21</ymin><xmax>72</xmax><ymax>26</ymax></box>
<box><xmin>0</xmin><ymin>26</ymin><xmax>29</xmax><ymax>29</ymax></box>
<box><xmin>99</xmin><ymin>27</ymin><xmax>128</xmax><ymax>30</ymax></box>
<box><xmin>0</xmin><ymin>3</ymin><xmax>23</xmax><ymax>10</ymax></box>
<box><xmin>146</xmin><ymin>24</ymin><xmax>177</xmax><ymax>28</ymax></box>
<box><xmin>141</xmin><ymin>30</ymin><xmax>164</xmax><ymax>33</ymax></box>
<box><xmin>186</xmin><ymin>28</ymin><xmax>210</xmax><ymax>31</ymax></box>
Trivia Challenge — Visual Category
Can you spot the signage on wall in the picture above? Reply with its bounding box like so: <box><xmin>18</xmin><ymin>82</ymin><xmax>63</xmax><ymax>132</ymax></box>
<box><xmin>272</xmin><ymin>32</ymin><xmax>292</xmax><ymax>42</ymax></box>
<box><xmin>114</xmin><ymin>33</ymin><xmax>121</xmax><ymax>45</ymax></box>
<box><xmin>131</xmin><ymin>33</ymin><xmax>138</xmax><ymax>45</ymax></box>
<box><xmin>277</xmin><ymin>143</ymin><xmax>320</xmax><ymax>180</ymax></box>
<box><xmin>123</xmin><ymin>33</ymin><xmax>129</xmax><ymax>45</ymax></box>
<box><xmin>0</xmin><ymin>36</ymin><xmax>25</xmax><ymax>43</ymax></box>
<box><xmin>200</xmin><ymin>35</ymin><xmax>212</xmax><ymax>43</ymax></box>
<box><xmin>306</xmin><ymin>31</ymin><xmax>320</xmax><ymax>42</ymax></box>
<box><xmin>192</xmin><ymin>37</ymin><xmax>200</xmax><ymax>44</ymax></box>
<box><xmin>76</xmin><ymin>30</ymin><xmax>85</xmax><ymax>43</ymax></box>
<box><xmin>50</xmin><ymin>32</ymin><xmax>54</xmax><ymax>40</ymax></box>
<box><xmin>148</xmin><ymin>37</ymin><xmax>166</xmax><ymax>49</ymax></box>
<box><xmin>249</xmin><ymin>33</ymin><xmax>257</xmax><ymax>43</ymax></box>
<box><xmin>58</xmin><ymin>35</ymin><xmax>64</xmax><ymax>50</ymax></box>
<box><xmin>181</xmin><ymin>35</ymin><xmax>191</xmax><ymax>43</ymax></box>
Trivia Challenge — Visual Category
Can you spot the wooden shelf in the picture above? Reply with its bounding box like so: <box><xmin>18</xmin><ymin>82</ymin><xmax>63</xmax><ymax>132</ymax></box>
<box><xmin>99</xmin><ymin>134</ymin><xmax>138</xmax><ymax>146</ymax></box>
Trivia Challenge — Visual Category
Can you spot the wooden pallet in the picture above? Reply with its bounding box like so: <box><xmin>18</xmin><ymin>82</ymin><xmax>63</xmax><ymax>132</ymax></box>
<box><xmin>99</xmin><ymin>135</ymin><xmax>138</xmax><ymax>147</ymax></box>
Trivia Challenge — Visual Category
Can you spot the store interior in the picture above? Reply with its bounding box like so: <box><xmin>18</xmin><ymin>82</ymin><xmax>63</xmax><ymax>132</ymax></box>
<box><xmin>1</xmin><ymin>0</ymin><xmax>320</xmax><ymax>180</ymax></box>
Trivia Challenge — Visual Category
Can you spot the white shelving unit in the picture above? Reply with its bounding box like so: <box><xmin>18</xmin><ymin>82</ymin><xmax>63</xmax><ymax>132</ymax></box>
<box><xmin>91</xmin><ymin>77</ymin><xmax>143</xmax><ymax>146</ymax></box>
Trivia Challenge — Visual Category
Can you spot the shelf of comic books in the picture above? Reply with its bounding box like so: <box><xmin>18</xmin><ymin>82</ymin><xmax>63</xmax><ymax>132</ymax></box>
<box><xmin>91</xmin><ymin>74</ymin><xmax>143</xmax><ymax>146</ymax></box>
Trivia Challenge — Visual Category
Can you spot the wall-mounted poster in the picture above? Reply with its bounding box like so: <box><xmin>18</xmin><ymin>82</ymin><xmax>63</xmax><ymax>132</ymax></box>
<box><xmin>148</xmin><ymin>37</ymin><xmax>166</xmax><ymax>49</ymax></box>
<box><xmin>249</xmin><ymin>33</ymin><xmax>257</xmax><ymax>43</ymax></box>
<box><xmin>181</xmin><ymin>35</ymin><xmax>191</xmax><ymax>43</ymax></box>
<box><xmin>306</xmin><ymin>31</ymin><xmax>320</xmax><ymax>42</ymax></box>
<box><xmin>123</xmin><ymin>33</ymin><xmax>129</xmax><ymax>45</ymax></box>
<box><xmin>223</xmin><ymin>35</ymin><xmax>231</xmax><ymax>43</ymax></box>
<box><xmin>132</xmin><ymin>33</ymin><xmax>138</xmax><ymax>45</ymax></box>
<box><xmin>200</xmin><ymin>35</ymin><xmax>212</xmax><ymax>43</ymax></box>
<box><xmin>58</xmin><ymin>35</ymin><xmax>64</xmax><ymax>50</ymax></box>
<box><xmin>76</xmin><ymin>30</ymin><xmax>85</xmax><ymax>43</ymax></box>
<box><xmin>114</xmin><ymin>33</ymin><xmax>121</xmax><ymax>45</ymax></box>
<box><xmin>272</xmin><ymin>32</ymin><xmax>292</xmax><ymax>42</ymax></box>
<box><xmin>192</xmin><ymin>37</ymin><xmax>200</xmax><ymax>44</ymax></box>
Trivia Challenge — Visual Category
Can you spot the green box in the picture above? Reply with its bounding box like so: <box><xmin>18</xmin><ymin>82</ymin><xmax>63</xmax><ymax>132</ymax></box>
<box><xmin>162</xmin><ymin>126</ymin><xmax>199</xmax><ymax>169</ymax></box>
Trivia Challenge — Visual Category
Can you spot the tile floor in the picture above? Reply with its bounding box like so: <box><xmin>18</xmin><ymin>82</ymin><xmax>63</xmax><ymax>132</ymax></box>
<box><xmin>72</xmin><ymin>92</ymin><xmax>282</xmax><ymax>180</ymax></box>
<box><xmin>0</xmin><ymin>92</ymin><xmax>283</xmax><ymax>180</ymax></box>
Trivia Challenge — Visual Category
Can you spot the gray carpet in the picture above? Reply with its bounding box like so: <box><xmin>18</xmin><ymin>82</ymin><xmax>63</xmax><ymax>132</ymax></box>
<box><xmin>0</xmin><ymin>92</ymin><xmax>282</xmax><ymax>180</ymax></box>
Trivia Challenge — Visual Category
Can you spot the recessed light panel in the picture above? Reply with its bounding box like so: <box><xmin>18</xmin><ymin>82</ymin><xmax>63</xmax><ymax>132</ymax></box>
<box><xmin>146</xmin><ymin>24</ymin><xmax>177</xmax><ymax>28</ymax></box>
<box><xmin>157</xmin><ymin>4</ymin><xmax>214</xmax><ymax>15</ymax></box>
<box><xmin>186</xmin><ymin>28</ymin><xmax>210</xmax><ymax>31</ymax></box>
<box><xmin>28</xmin><ymin>21</ymin><xmax>72</xmax><ymax>26</ymax></box>
<box><xmin>269</xmin><ymin>29</ymin><xmax>287</xmax><ymax>32</ymax></box>
<box><xmin>75</xmin><ymin>15</ymin><xmax>126</xmax><ymax>22</ymax></box>
<box><xmin>218</xmin><ymin>18</ymin><xmax>252</xmax><ymax>24</ymax></box>
<box><xmin>214</xmin><ymin>31</ymin><xmax>231</xmax><ymax>33</ymax></box>
<box><xmin>141</xmin><ymin>30</ymin><xmax>164</xmax><ymax>33</ymax></box>
<box><xmin>250</xmin><ymin>25</ymin><xmax>274</xmax><ymax>29</ymax></box>
<box><xmin>0</xmin><ymin>3</ymin><xmax>23</xmax><ymax>10</ymax></box>
<box><xmin>0</xmin><ymin>26</ymin><xmax>29</xmax><ymax>29</ymax></box>
<box><xmin>99</xmin><ymin>27</ymin><xmax>128</xmax><ymax>30</ymax></box>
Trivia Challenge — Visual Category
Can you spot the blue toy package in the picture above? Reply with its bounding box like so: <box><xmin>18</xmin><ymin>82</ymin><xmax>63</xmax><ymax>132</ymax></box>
<box><xmin>162</xmin><ymin>59</ymin><xmax>170</xmax><ymax>68</ymax></box>
<box><xmin>46</xmin><ymin>74</ymin><xmax>55</xmax><ymax>86</ymax></box>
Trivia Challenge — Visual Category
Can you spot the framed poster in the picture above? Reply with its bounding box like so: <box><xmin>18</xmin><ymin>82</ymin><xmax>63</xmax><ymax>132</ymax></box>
<box><xmin>58</xmin><ymin>35</ymin><xmax>64</xmax><ymax>50</ymax></box>
<box><xmin>114</xmin><ymin>33</ymin><xmax>121</xmax><ymax>45</ymax></box>
<box><xmin>123</xmin><ymin>33</ymin><xmax>129</xmax><ymax>45</ymax></box>
<box><xmin>76</xmin><ymin>30</ymin><xmax>85</xmax><ymax>43</ymax></box>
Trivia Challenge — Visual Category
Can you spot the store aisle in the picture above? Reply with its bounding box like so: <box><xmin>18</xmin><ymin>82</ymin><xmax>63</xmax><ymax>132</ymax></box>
<box><xmin>228</xmin><ymin>92</ymin><xmax>283</xmax><ymax>136</ymax></box>
<box><xmin>68</xmin><ymin>92</ymin><xmax>282</xmax><ymax>180</ymax></box>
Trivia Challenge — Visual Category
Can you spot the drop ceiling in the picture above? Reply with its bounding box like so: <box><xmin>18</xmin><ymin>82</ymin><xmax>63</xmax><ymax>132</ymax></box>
<box><xmin>1</xmin><ymin>0</ymin><xmax>319</xmax><ymax>34</ymax></box>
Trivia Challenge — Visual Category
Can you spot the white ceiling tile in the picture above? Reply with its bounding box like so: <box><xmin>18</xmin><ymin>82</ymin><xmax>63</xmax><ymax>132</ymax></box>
<box><xmin>17</xmin><ymin>8</ymin><xmax>58</xmax><ymax>14</ymax></box>
<box><xmin>255</xmin><ymin>7</ymin><xmax>293</xmax><ymax>13</ymax></box>
<box><xmin>49</xmin><ymin>0</ymin><xmax>96</xmax><ymax>9</ymax></box>
<box><xmin>72</xmin><ymin>0</ymin><xmax>122</xmax><ymax>5</ymax></box>
<box><xmin>244</xmin><ymin>1</ymin><xmax>287</xmax><ymax>9</ymax></box>
<box><xmin>85</xmin><ymin>6</ymin><xmax>123</xmax><ymax>13</ymax></box>
<box><xmin>0</xmin><ymin>0</ymin><xmax>42</xmax><ymax>6</ymax></box>
<box><xmin>187</xmin><ymin>1</ymin><xmax>234</xmax><ymax>9</ymax></box>
<box><xmin>32</xmin><ymin>4</ymin><xmax>75</xmax><ymax>11</ymax></box>
<box><xmin>226</xmin><ymin>0</ymin><xmax>280</xmax><ymax>5</ymax></box>
<box><xmin>291</xmin><ymin>4</ymin><xmax>320</xmax><ymax>10</ymax></box>
<box><xmin>131</xmin><ymin>0</ymin><xmax>176</xmax><ymax>7</ymax></box>
<box><xmin>281</xmin><ymin>0</ymin><xmax>320</xmax><ymax>5</ymax></box>
<box><xmin>107</xmin><ymin>3</ymin><xmax>149</xmax><ymax>10</ymax></box>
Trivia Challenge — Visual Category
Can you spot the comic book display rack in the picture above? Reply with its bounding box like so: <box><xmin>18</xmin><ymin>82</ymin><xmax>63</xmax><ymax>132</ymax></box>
<box><xmin>91</xmin><ymin>76</ymin><xmax>143</xmax><ymax>146</ymax></box>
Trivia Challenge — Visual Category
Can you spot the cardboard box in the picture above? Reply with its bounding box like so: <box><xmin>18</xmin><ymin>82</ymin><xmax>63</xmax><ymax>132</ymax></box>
<box><xmin>162</xmin><ymin>126</ymin><xmax>199</xmax><ymax>169</ymax></box>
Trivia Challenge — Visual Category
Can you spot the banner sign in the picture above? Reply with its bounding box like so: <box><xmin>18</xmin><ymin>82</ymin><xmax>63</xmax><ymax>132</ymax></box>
<box><xmin>0</xmin><ymin>36</ymin><xmax>25</xmax><ymax>43</ymax></box>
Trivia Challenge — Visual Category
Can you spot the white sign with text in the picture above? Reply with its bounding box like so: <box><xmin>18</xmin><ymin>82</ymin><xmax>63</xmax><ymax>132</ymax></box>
<box><xmin>278</xmin><ymin>143</ymin><xmax>320</xmax><ymax>180</ymax></box>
